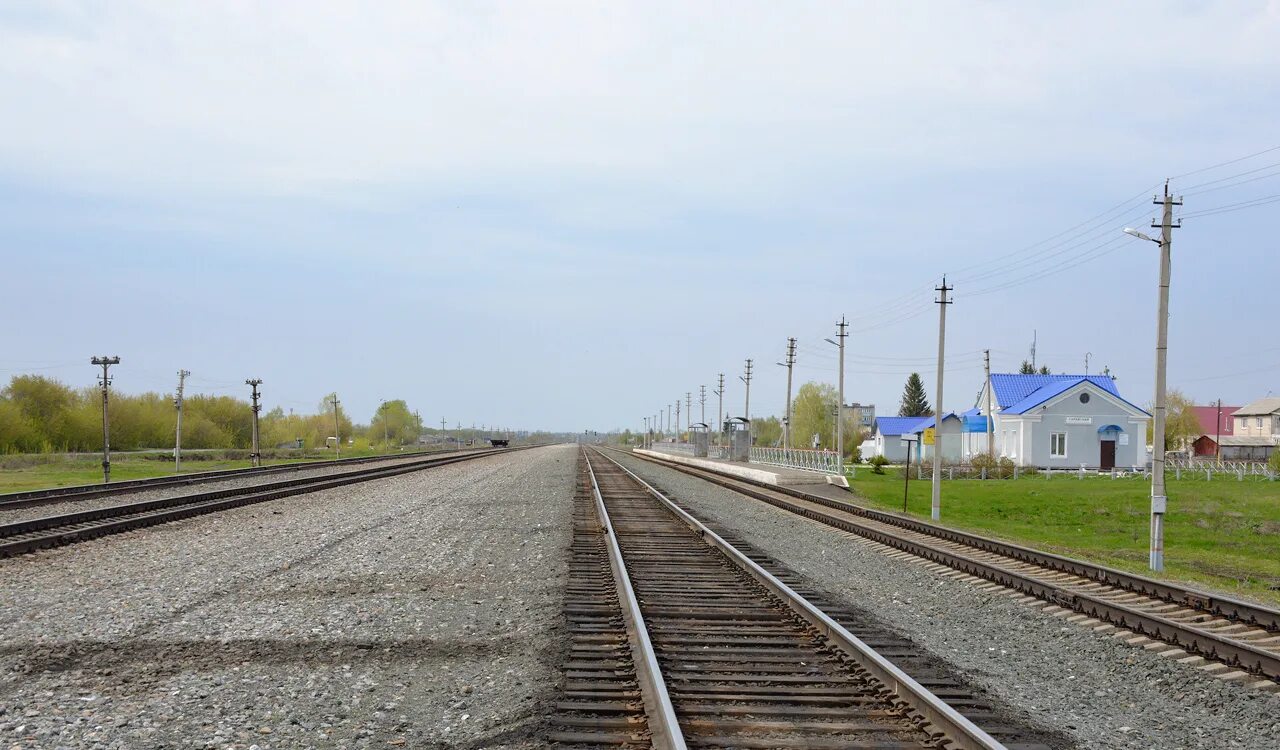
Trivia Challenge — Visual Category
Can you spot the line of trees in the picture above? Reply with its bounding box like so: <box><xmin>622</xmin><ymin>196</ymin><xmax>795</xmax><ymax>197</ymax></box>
<box><xmin>0</xmin><ymin>375</ymin><xmax>424</xmax><ymax>454</ymax></box>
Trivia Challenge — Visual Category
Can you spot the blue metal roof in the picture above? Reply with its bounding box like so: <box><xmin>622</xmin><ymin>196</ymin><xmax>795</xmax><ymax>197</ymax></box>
<box><xmin>873</xmin><ymin>416</ymin><xmax>933</xmax><ymax>436</ymax></box>
<box><xmin>998</xmin><ymin>375</ymin><xmax>1148</xmax><ymax>416</ymax></box>
<box><xmin>989</xmin><ymin>373</ymin><xmax>1121</xmax><ymax>409</ymax></box>
<box><xmin>911</xmin><ymin>412</ymin><xmax>960</xmax><ymax>430</ymax></box>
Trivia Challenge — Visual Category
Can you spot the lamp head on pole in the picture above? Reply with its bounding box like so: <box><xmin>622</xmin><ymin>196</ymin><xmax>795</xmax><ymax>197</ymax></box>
<box><xmin>1123</xmin><ymin>227</ymin><xmax>1158</xmax><ymax>243</ymax></box>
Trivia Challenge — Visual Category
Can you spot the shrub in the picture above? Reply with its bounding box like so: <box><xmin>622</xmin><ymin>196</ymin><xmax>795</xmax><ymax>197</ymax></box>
<box><xmin>971</xmin><ymin>453</ymin><xmax>1016</xmax><ymax>479</ymax></box>
<box><xmin>868</xmin><ymin>454</ymin><xmax>890</xmax><ymax>474</ymax></box>
<box><xmin>1271</xmin><ymin>450</ymin><xmax>1280</xmax><ymax>475</ymax></box>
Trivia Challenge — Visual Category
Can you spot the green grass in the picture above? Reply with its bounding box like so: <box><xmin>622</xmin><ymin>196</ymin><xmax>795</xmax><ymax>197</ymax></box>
<box><xmin>0</xmin><ymin>447</ymin><xmax>430</xmax><ymax>494</ymax></box>
<box><xmin>847</xmin><ymin>468</ymin><xmax>1280</xmax><ymax>606</ymax></box>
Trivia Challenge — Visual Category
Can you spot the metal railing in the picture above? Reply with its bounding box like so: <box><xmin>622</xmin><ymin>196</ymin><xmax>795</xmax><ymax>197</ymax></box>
<box><xmin>750</xmin><ymin>446</ymin><xmax>842</xmax><ymax>474</ymax></box>
<box><xmin>1166</xmin><ymin>457</ymin><xmax>1272</xmax><ymax>475</ymax></box>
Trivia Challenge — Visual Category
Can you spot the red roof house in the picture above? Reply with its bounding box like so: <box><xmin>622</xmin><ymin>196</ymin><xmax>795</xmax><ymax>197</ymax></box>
<box><xmin>1190</xmin><ymin>405</ymin><xmax>1239</xmax><ymax>457</ymax></box>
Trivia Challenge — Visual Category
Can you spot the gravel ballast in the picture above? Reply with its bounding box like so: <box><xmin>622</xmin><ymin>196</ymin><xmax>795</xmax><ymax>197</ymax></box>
<box><xmin>0</xmin><ymin>444</ymin><xmax>576</xmax><ymax>749</ymax></box>
<box><xmin>611</xmin><ymin>450</ymin><xmax>1280</xmax><ymax>750</ymax></box>
<box><xmin>0</xmin><ymin>450</ymin><xmax>498</xmax><ymax>525</ymax></box>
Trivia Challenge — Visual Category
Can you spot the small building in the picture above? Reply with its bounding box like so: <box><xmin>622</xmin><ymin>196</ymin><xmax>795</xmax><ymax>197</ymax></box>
<box><xmin>1189</xmin><ymin>405</ymin><xmax>1239</xmax><ymax>458</ymax></box>
<box><xmin>1222</xmin><ymin>398</ymin><xmax>1280</xmax><ymax>460</ymax></box>
<box><xmin>911</xmin><ymin>412</ymin><xmax>963</xmax><ymax>463</ymax></box>
<box><xmin>970</xmin><ymin>373</ymin><xmax>1150</xmax><ymax>469</ymax></box>
<box><xmin>871</xmin><ymin>416</ymin><xmax>930</xmax><ymax>463</ymax></box>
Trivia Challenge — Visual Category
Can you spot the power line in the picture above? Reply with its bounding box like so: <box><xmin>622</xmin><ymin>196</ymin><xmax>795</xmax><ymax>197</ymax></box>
<box><xmin>1170</xmin><ymin>144</ymin><xmax>1280</xmax><ymax>179</ymax></box>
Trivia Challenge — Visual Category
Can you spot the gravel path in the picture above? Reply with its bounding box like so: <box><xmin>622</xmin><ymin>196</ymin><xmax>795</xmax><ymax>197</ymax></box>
<box><xmin>0</xmin><ymin>443</ymin><xmax>576</xmax><ymax>749</ymax></box>
<box><xmin>611</xmin><ymin>450</ymin><xmax>1280</xmax><ymax>750</ymax></box>
<box><xmin>0</xmin><ymin>450</ymin><xmax>496</xmax><ymax>525</ymax></box>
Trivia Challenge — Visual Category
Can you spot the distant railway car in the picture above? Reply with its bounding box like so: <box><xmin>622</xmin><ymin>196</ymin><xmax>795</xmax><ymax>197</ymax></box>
<box><xmin>489</xmin><ymin>438</ymin><xmax>510</xmax><ymax>447</ymax></box>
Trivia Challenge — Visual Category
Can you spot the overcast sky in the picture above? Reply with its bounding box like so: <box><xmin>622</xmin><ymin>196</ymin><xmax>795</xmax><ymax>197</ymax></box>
<box><xmin>2</xmin><ymin>2</ymin><xmax>1279</xmax><ymax>432</ymax></box>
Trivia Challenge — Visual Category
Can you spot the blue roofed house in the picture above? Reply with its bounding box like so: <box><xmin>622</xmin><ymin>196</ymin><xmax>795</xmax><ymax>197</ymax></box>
<box><xmin>871</xmin><ymin>413</ymin><xmax>963</xmax><ymax>463</ymax></box>
<box><xmin>871</xmin><ymin>416</ymin><xmax>930</xmax><ymax>463</ymax></box>
<box><xmin>965</xmin><ymin>373</ymin><xmax>1150</xmax><ymax>469</ymax></box>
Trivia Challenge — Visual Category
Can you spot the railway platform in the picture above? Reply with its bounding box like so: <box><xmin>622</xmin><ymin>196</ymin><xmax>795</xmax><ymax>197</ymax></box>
<box><xmin>632</xmin><ymin>447</ymin><xmax>833</xmax><ymax>486</ymax></box>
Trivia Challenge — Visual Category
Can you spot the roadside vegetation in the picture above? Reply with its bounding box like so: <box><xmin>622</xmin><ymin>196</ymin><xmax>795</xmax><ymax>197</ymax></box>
<box><xmin>847</xmin><ymin>469</ymin><xmax>1280</xmax><ymax>605</ymax></box>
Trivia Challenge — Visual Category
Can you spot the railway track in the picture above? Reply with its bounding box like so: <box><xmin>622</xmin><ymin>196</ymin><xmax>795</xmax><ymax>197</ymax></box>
<box><xmin>0</xmin><ymin>447</ymin><xmax>493</xmax><ymax>511</ymax></box>
<box><xmin>0</xmin><ymin>446</ymin><xmax>531</xmax><ymax>557</ymax></box>
<box><xmin>551</xmin><ymin>447</ymin><xmax>1051</xmax><ymax>749</ymax></box>
<box><xmin>620</xmin><ymin>448</ymin><xmax>1280</xmax><ymax>686</ymax></box>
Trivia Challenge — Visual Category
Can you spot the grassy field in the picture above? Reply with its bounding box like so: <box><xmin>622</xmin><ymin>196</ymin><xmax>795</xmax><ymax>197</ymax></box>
<box><xmin>847</xmin><ymin>468</ymin><xmax>1280</xmax><ymax>605</ymax></box>
<box><xmin>0</xmin><ymin>447</ymin><xmax>436</xmax><ymax>494</ymax></box>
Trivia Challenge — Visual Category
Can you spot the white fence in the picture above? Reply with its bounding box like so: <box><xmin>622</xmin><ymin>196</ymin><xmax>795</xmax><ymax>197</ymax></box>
<box><xmin>1166</xmin><ymin>457</ymin><xmax>1273</xmax><ymax>476</ymax></box>
<box><xmin>750</xmin><ymin>446</ymin><xmax>842</xmax><ymax>475</ymax></box>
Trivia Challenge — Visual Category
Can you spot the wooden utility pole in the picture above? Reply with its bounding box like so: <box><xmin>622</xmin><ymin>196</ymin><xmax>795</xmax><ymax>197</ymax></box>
<box><xmin>174</xmin><ymin>369</ymin><xmax>190</xmax><ymax>473</ymax></box>
<box><xmin>91</xmin><ymin>356</ymin><xmax>121</xmax><ymax>483</ymax></box>
<box><xmin>246</xmin><ymin>379</ymin><xmax>263</xmax><ymax>467</ymax></box>
<box><xmin>330</xmin><ymin>395</ymin><xmax>342</xmax><ymax>459</ymax></box>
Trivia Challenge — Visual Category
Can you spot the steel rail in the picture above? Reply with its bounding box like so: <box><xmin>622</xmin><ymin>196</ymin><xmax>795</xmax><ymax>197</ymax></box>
<box><xmin>0</xmin><ymin>446</ymin><xmax>536</xmax><ymax>556</ymax></box>
<box><xmin>0</xmin><ymin>447</ymin><xmax>493</xmax><ymax>510</ymax></box>
<box><xmin>632</xmin><ymin>448</ymin><xmax>1280</xmax><ymax>632</ymax></box>
<box><xmin>589</xmin><ymin>448</ymin><xmax>1007</xmax><ymax>750</ymax></box>
<box><xmin>583</xmin><ymin>452</ymin><xmax>687</xmax><ymax>750</ymax></box>
<box><xmin>619</xmin><ymin>448</ymin><xmax>1280</xmax><ymax>680</ymax></box>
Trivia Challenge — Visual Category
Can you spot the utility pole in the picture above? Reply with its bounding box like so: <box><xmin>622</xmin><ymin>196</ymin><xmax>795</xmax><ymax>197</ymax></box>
<box><xmin>380</xmin><ymin>400</ymin><xmax>390</xmax><ymax>449</ymax></box>
<box><xmin>686</xmin><ymin>392</ymin><xmax>692</xmax><ymax>434</ymax></box>
<box><xmin>741</xmin><ymin>359</ymin><xmax>753</xmax><ymax>424</ymax></box>
<box><xmin>834</xmin><ymin>318</ymin><xmax>847</xmax><ymax>465</ymax></box>
<box><xmin>675</xmin><ymin>399</ymin><xmax>681</xmax><ymax>442</ymax></box>
<box><xmin>174</xmin><ymin>369</ymin><xmax>190</xmax><ymax>473</ymax></box>
<box><xmin>330</xmin><ymin>394</ymin><xmax>342</xmax><ymax>459</ymax></box>
<box><xmin>699</xmin><ymin>385</ymin><xmax>707</xmax><ymax>425</ymax></box>
<box><xmin>932</xmin><ymin>277</ymin><xmax>953</xmax><ymax>521</ymax></box>
<box><xmin>1148</xmin><ymin>182</ymin><xmax>1181</xmax><ymax>572</ymax></box>
<box><xmin>246</xmin><ymin>379</ymin><xmax>263</xmax><ymax>467</ymax></box>
<box><xmin>984</xmin><ymin>350</ymin><xmax>994</xmax><ymax>460</ymax></box>
<box><xmin>1215</xmin><ymin>399</ymin><xmax>1222</xmax><ymax>460</ymax></box>
<box><xmin>779</xmin><ymin>338</ymin><xmax>796</xmax><ymax>448</ymax></box>
<box><xmin>716</xmin><ymin>374</ymin><xmax>725</xmax><ymax>446</ymax></box>
<box><xmin>91</xmin><ymin>356</ymin><xmax>121</xmax><ymax>483</ymax></box>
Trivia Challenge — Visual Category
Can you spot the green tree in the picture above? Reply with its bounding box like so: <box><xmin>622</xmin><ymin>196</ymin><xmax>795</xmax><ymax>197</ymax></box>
<box><xmin>1019</xmin><ymin>360</ymin><xmax>1036</xmax><ymax>374</ymax></box>
<box><xmin>1146</xmin><ymin>389</ymin><xmax>1203</xmax><ymax>452</ymax></box>
<box><xmin>792</xmin><ymin>382</ymin><xmax>837</xmax><ymax>449</ymax></box>
<box><xmin>369</xmin><ymin>399</ymin><xmax>419</xmax><ymax>446</ymax></box>
<box><xmin>1039</xmin><ymin>365</ymin><xmax>1051</xmax><ymax>375</ymax></box>
<box><xmin>751</xmin><ymin>416</ymin><xmax>783</xmax><ymax>447</ymax></box>
<box><xmin>898</xmin><ymin>373</ymin><xmax>931</xmax><ymax>417</ymax></box>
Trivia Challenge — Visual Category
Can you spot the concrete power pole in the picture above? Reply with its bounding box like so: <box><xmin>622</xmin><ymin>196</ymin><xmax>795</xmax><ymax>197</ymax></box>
<box><xmin>833</xmin><ymin>318</ymin><xmax>847</xmax><ymax>465</ymax></box>
<box><xmin>716</xmin><ymin>374</ymin><xmax>725</xmax><ymax>445</ymax></box>
<box><xmin>174</xmin><ymin>369</ymin><xmax>190</xmax><ymax>473</ymax></box>
<box><xmin>699</xmin><ymin>385</ymin><xmax>707</xmax><ymax>425</ymax></box>
<box><xmin>91</xmin><ymin>356</ymin><xmax>121</xmax><ymax>483</ymax></box>
<box><xmin>984</xmin><ymin>350</ymin><xmax>994</xmax><ymax>460</ymax></box>
<box><xmin>1148</xmin><ymin>182</ymin><xmax>1181</xmax><ymax>572</ymax></box>
<box><xmin>330</xmin><ymin>395</ymin><xmax>342</xmax><ymax>459</ymax></box>
<box><xmin>932</xmin><ymin>278</ymin><xmax>953</xmax><ymax>521</ymax></box>
<box><xmin>779</xmin><ymin>338</ymin><xmax>796</xmax><ymax>448</ymax></box>
<box><xmin>675</xmin><ymin>399</ymin><xmax>681</xmax><ymax>442</ymax></box>
<box><xmin>246</xmin><ymin>379</ymin><xmax>263</xmax><ymax>467</ymax></box>
<box><xmin>685</xmin><ymin>392</ymin><xmax>692</xmax><ymax>434</ymax></box>
<box><xmin>741</xmin><ymin>359</ymin><xmax>753</xmax><ymax>425</ymax></box>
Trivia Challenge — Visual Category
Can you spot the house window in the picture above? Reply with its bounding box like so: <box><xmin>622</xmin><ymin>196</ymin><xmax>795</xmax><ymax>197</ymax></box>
<box><xmin>1258</xmin><ymin>417</ymin><xmax>1264</xmax><ymax>429</ymax></box>
<box><xmin>1050</xmin><ymin>432</ymin><xmax>1067</xmax><ymax>458</ymax></box>
<box><xmin>1079</xmin><ymin>392</ymin><xmax>1090</xmax><ymax>404</ymax></box>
